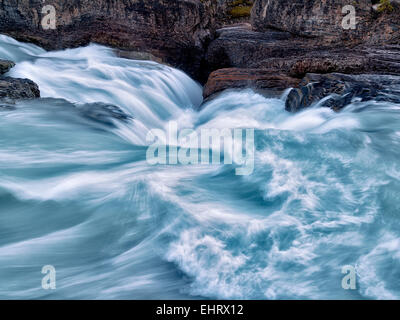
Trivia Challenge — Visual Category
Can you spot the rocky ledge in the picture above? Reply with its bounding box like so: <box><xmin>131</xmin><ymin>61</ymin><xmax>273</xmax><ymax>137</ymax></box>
<box><xmin>203</xmin><ymin>68</ymin><xmax>300</xmax><ymax>100</ymax></box>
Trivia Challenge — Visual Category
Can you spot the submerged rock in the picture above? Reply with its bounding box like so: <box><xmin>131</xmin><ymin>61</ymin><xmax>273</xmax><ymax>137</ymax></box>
<box><xmin>75</xmin><ymin>102</ymin><xmax>133</xmax><ymax>126</ymax></box>
<box><xmin>0</xmin><ymin>103</ymin><xmax>16</xmax><ymax>111</ymax></box>
<box><xmin>0</xmin><ymin>77</ymin><xmax>40</xmax><ymax>100</ymax></box>
<box><xmin>285</xmin><ymin>73</ymin><xmax>400</xmax><ymax>112</ymax></box>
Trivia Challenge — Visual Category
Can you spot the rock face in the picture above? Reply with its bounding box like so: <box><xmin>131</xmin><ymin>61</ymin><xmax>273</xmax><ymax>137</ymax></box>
<box><xmin>285</xmin><ymin>73</ymin><xmax>400</xmax><ymax>112</ymax></box>
<box><xmin>0</xmin><ymin>0</ymin><xmax>216</xmax><ymax>80</ymax></box>
<box><xmin>204</xmin><ymin>22</ymin><xmax>400</xmax><ymax>98</ymax></box>
<box><xmin>0</xmin><ymin>77</ymin><xmax>40</xmax><ymax>100</ymax></box>
<box><xmin>206</xmin><ymin>22</ymin><xmax>400</xmax><ymax>76</ymax></box>
<box><xmin>203</xmin><ymin>1</ymin><xmax>400</xmax><ymax>100</ymax></box>
<box><xmin>251</xmin><ymin>0</ymin><xmax>400</xmax><ymax>45</ymax></box>
<box><xmin>213</xmin><ymin>0</ymin><xmax>255</xmax><ymax>27</ymax></box>
<box><xmin>203</xmin><ymin>68</ymin><xmax>300</xmax><ymax>99</ymax></box>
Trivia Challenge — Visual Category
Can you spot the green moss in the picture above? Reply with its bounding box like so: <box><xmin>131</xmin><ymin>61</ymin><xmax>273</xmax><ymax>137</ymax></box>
<box><xmin>377</xmin><ymin>0</ymin><xmax>394</xmax><ymax>13</ymax></box>
<box><xmin>229</xmin><ymin>5</ymin><xmax>252</xmax><ymax>18</ymax></box>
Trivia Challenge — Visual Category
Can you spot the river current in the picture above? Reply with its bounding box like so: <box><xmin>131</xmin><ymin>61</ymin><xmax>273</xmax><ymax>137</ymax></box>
<box><xmin>0</xmin><ymin>35</ymin><xmax>399</xmax><ymax>299</ymax></box>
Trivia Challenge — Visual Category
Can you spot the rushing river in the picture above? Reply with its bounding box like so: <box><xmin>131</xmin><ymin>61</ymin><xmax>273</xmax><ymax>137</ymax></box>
<box><xmin>0</xmin><ymin>35</ymin><xmax>399</xmax><ymax>300</ymax></box>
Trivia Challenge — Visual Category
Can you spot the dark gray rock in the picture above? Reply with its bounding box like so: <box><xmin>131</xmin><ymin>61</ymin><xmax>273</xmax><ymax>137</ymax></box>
<box><xmin>0</xmin><ymin>60</ymin><xmax>15</xmax><ymax>75</ymax></box>
<box><xmin>285</xmin><ymin>73</ymin><xmax>400</xmax><ymax>112</ymax></box>
<box><xmin>0</xmin><ymin>77</ymin><xmax>40</xmax><ymax>100</ymax></box>
<box><xmin>203</xmin><ymin>24</ymin><xmax>400</xmax><ymax>98</ymax></box>
<box><xmin>206</xmin><ymin>25</ymin><xmax>400</xmax><ymax>77</ymax></box>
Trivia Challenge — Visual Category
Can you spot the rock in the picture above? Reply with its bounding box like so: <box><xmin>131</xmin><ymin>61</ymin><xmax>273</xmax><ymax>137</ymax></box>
<box><xmin>0</xmin><ymin>103</ymin><xmax>17</xmax><ymax>111</ymax></box>
<box><xmin>0</xmin><ymin>77</ymin><xmax>40</xmax><ymax>100</ymax></box>
<box><xmin>206</xmin><ymin>24</ymin><xmax>400</xmax><ymax>75</ymax></box>
<box><xmin>203</xmin><ymin>24</ymin><xmax>400</xmax><ymax>97</ymax></box>
<box><xmin>0</xmin><ymin>0</ymin><xmax>216</xmax><ymax>81</ymax></box>
<box><xmin>205</xmin><ymin>25</ymin><xmax>296</xmax><ymax>73</ymax></box>
<box><xmin>0</xmin><ymin>60</ymin><xmax>15</xmax><ymax>75</ymax></box>
<box><xmin>213</xmin><ymin>0</ymin><xmax>255</xmax><ymax>27</ymax></box>
<box><xmin>285</xmin><ymin>73</ymin><xmax>400</xmax><ymax>112</ymax></box>
<box><xmin>251</xmin><ymin>0</ymin><xmax>400</xmax><ymax>46</ymax></box>
<box><xmin>75</xmin><ymin>102</ymin><xmax>132</xmax><ymax>126</ymax></box>
<box><xmin>203</xmin><ymin>68</ymin><xmax>300</xmax><ymax>99</ymax></box>
<box><xmin>0</xmin><ymin>60</ymin><xmax>40</xmax><ymax>101</ymax></box>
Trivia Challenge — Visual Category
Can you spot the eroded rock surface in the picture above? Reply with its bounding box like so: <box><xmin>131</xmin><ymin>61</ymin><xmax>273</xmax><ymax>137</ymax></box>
<box><xmin>251</xmin><ymin>0</ymin><xmax>400</xmax><ymax>45</ymax></box>
<box><xmin>0</xmin><ymin>0</ymin><xmax>216</xmax><ymax>80</ymax></box>
<box><xmin>0</xmin><ymin>60</ymin><xmax>15</xmax><ymax>75</ymax></box>
<box><xmin>203</xmin><ymin>68</ymin><xmax>300</xmax><ymax>99</ymax></box>
<box><xmin>285</xmin><ymin>73</ymin><xmax>400</xmax><ymax>112</ymax></box>
<box><xmin>0</xmin><ymin>77</ymin><xmax>40</xmax><ymax>100</ymax></box>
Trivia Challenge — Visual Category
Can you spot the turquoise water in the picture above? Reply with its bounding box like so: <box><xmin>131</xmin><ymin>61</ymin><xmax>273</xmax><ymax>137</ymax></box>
<box><xmin>0</xmin><ymin>35</ymin><xmax>399</xmax><ymax>299</ymax></box>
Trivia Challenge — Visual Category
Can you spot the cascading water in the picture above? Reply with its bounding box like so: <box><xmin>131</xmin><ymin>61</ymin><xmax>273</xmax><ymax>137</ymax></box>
<box><xmin>0</xmin><ymin>34</ymin><xmax>399</xmax><ymax>300</ymax></box>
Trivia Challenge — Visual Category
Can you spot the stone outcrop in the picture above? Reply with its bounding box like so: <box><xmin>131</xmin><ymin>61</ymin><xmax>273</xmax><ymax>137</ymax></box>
<box><xmin>0</xmin><ymin>77</ymin><xmax>40</xmax><ymax>100</ymax></box>
<box><xmin>203</xmin><ymin>68</ymin><xmax>300</xmax><ymax>99</ymax></box>
<box><xmin>0</xmin><ymin>60</ymin><xmax>15</xmax><ymax>75</ymax></box>
<box><xmin>285</xmin><ymin>73</ymin><xmax>400</xmax><ymax>112</ymax></box>
<box><xmin>75</xmin><ymin>102</ymin><xmax>132</xmax><ymax>126</ymax></box>
<box><xmin>251</xmin><ymin>0</ymin><xmax>400</xmax><ymax>45</ymax></box>
<box><xmin>0</xmin><ymin>59</ymin><xmax>40</xmax><ymax>101</ymax></box>
<box><xmin>203</xmin><ymin>22</ymin><xmax>400</xmax><ymax>98</ymax></box>
<box><xmin>212</xmin><ymin>0</ymin><xmax>255</xmax><ymax>27</ymax></box>
<box><xmin>0</xmin><ymin>0</ymin><xmax>216</xmax><ymax>80</ymax></box>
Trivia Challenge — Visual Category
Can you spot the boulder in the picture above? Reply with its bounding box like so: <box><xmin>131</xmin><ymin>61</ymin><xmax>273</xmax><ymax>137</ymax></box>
<box><xmin>205</xmin><ymin>25</ymin><xmax>400</xmax><ymax>76</ymax></box>
<box><xmin>0</xmin><ymin>60</ymin><xmax>15</xmax><ymax>75</ymax></box>
<box><xmin>285</xmin><ymin>73</ymin><xmax>400</xmax><ymax>112</ymax></box>
<box><xmin>0</xmin><ymin>77</ymin><xmax>40</xmax><ymax>100</ymax></box>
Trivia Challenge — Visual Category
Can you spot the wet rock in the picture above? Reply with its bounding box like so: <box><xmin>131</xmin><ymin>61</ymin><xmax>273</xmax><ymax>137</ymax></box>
<box><xmin>203</xmin><ymin>68</ymin><xmax>300</xmax><ymax>99</ymax></box>
<box><xmin>0</xmin><ymin>103</ymin><xmax>16</xmax><ymax>111</ymax></box>
<box><xmin>75</xmin><ymin>102</ymin><xmax>132</xmax><ymax>126</ymax></box>
<box><xmin>285</xmin><ymin>73</ymin><xmax>400</xmax><ymax>112</ymax></box>
<box><xmin>203</xmin><ymin>23</ymin><xmax>400</xmax><ymax>97</ymax></box>
<box><xmin>0</xmin><ymin>60</ymin><xmax>15</xmax><ymax>75</ymax></box>
<box><xmin>0</xmin><ymin>77</ymin><xmax>40</xmax><ymax>100</ymax></box>
<box><xmin>213</xmin><ymin>0</ymin><xmax>255</xmax><ymax>27</ymax></box>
